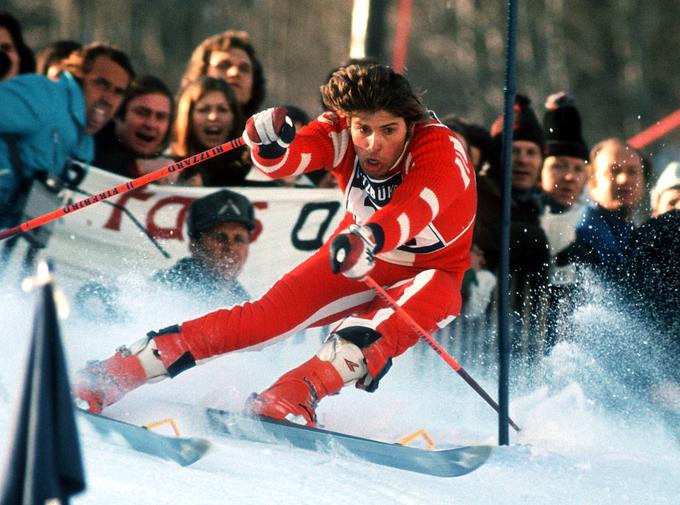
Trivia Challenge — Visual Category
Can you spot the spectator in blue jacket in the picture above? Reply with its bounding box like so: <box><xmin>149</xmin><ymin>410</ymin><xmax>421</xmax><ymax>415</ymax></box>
<box><xmin>0</xmin><ymin>42</ymin><xmax>134</xmax><ymax>229</ymax></box>
<box><xmin>561</xmin><ymin>138</ymin><xmax>646</xmax><ymax>278</ymax></box>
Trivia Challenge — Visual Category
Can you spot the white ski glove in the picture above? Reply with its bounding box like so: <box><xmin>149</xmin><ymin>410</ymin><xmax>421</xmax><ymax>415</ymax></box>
<box><xmin>243</xmin><ymin>107</ymin><xmax>296</xmax><ymax>159</ymax></box>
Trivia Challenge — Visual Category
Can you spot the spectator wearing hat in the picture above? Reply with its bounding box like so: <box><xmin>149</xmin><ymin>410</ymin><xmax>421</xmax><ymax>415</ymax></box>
<box><xmin>650</xmin><ymin>161</ymin><xmax>680</xmax><ymax>217</ymax></box>
<box><xmin>539</xmin><ymin>92</ymin><xmax>590</xmax><ymax>270</ymax></box>
<box><xmin>474</xmin><ymin>94</ymin><xmax>549</xmax><ymax>273</ymax></box>
<box><xmin>538</xmin><ymin>92</ymin><xmax>590</xmax><ymax>345</ymax></box>
<box><xmin>471</xmin><ymin>94</ymin><xmax>549</xmax><ymax>350</ymax></box>
<box><xmin>474</xmin><ymin>96</ymin><xmax>548</xmax><ymax>273</ymax></box>
<box><xmin>151</xmin><ymin>189</ymin><xmax>255</xmax><ymax>306</ymax></box>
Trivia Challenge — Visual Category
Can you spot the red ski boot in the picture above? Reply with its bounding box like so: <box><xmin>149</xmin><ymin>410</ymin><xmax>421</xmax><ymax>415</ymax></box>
<box><xmin>73</xmin><ymin>325</ymin><xmax>196</xmax><ymax>413</ymax></box>
<box><xmin>73</xmin><ymin>350</ymin><xmax>149</xmax><ymax>414</ymax></box>
<box><xmin>248</xmin><ymin>356</ymin><xmax>345</xmax><ymax>426</ymax></box>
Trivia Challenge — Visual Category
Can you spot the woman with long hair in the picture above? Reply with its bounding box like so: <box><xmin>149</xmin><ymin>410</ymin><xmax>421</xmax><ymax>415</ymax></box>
<box><xmin>171</xmin><ymin>76</ymin><xmax>249</xmax><ymax>186</ymax></box>
<box><xmin>180</xmin><ymin>30</ymin><xmax>265</xmax><ymax>118</ymax></box>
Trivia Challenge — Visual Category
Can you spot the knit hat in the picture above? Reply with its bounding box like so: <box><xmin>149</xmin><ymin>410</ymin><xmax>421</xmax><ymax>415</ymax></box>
<box><xmin>542</xmin><ymin>91</ymin><xmax>589</xmax><ymax>160</ymax></box>
<box><xmin>651</xmin><ymin>161</ymin><xmax>680</xmax><ymax>209</ymax></box>
<box><xmin>187</xmin><ymin>189</ymin><xmax>255</xmax><ymax>239</ymax></box>
<box><xmin>490</xmin><ymin>94</ymin><xmax>545</xmax><ymax>151</ymax></box>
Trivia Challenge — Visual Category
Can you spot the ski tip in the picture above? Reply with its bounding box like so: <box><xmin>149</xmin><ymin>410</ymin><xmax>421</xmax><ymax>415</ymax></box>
<box><xmin>456</xmin><ymin>444</ymin><xmax>494</xmax><ymax>475</ymax></box>
<box><xmin>174</xmin><ymin>437</ymin><xmax>212</xmax><ymax>466</ymax></box>
<box><xmin>76</xmin><ymin>408</ymin><xmax>211</xmax><ymax>466</ymax></box>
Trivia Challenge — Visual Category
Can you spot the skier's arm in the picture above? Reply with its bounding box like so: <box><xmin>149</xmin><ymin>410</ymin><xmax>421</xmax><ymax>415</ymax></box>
<box><xmin>245</xmin><ymin>107</ymin><xmax>339</xmax><ymax>180</ymax></box>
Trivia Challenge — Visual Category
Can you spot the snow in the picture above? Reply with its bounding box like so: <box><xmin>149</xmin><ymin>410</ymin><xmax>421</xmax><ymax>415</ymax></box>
<box><xmin>1</xmin><ymin>272</ymin><xmax>679</xmax><ymax>505</ymax></box>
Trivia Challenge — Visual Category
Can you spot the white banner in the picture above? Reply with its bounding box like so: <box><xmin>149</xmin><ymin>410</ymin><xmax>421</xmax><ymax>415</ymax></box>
<box><xmin>4</xmin><ymin>167</ymin><xmax>344</xmax><ymax>300</ymax></box>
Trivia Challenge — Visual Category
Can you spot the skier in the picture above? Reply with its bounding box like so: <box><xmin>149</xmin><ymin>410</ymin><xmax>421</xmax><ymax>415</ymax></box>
<box><xmin>75</xmin><ymin>63</ymin><xmax>477</xmax><ymax>426</ymax></box>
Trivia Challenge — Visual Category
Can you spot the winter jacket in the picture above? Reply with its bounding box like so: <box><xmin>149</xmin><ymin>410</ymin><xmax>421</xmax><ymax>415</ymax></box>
<box><xmin>622</xmin><ymin>209</ymin><xmax>680</xmax><ymax>370</ymax></box>
<box><xmin>473</xmin><ymin>173</ymin><xmax>549</xmax><ymax>274</ymax></box>
<box><xmin>250</xmin><ymin>112</ymin><xmax>477</xmax><ymax>274</ymax></box>
<box><xmin>562</xmin><ymin>204</ymin><xmax>635</xmax><ymax>276</ymax></box>
<box><xmin>151</xmin><ymin>257</ymin><xmax>250</xmax><ymax>307</ymax></box>
<box><xmin>0</xmin><ymin>72</ymin><xmax>93</xmax><ymax>210</ymax></box>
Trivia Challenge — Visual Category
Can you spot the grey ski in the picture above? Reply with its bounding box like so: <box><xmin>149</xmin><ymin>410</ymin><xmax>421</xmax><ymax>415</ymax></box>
<box><xmin>206</xmin><ymin>408</ymin><xmax>492</xmax><ymax>477</ymax></box>
<box><xmin>77</xmin><ymin>409</ymin><xmax>210</xmax><ymax>466</ymax></box>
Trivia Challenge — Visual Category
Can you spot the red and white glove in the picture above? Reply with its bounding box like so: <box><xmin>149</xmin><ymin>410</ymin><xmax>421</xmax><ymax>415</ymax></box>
<box><xmin>329</xmin><ymin>224</ymin><xmax>378</xmax><ymax>279</ymax></box>
<box><xmin>243</xmin><ymin>107</ymin><xmax>296</xmax><ymax>159</ymax></box>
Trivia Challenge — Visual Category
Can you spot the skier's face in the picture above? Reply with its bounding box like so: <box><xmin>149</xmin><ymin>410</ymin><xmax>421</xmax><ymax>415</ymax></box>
<box><xmin>350</xmin><ymin>110</ymin><xmax>409</xmax><ymax>178</ymax></box>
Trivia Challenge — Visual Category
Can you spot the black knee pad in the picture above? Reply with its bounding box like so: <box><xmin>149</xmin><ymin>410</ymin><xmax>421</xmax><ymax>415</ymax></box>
<box><xmin>333</xmin><ymin>326</ymin><xmax>391</xmax><ymax>393</ymax></box>
<box><xmin>147</xmin><ymin>324</ymin><xmax>181</xmax><ymax>338</ymax></box>
<box><xmin>333</xmin><ymin>326</ymin><xmax>382</xmax><ymax>349</ymax></box>
<box><xmin>147</xmin><ymin>324</ymin><xmax>195</xmax><ymax>378</ymax></box>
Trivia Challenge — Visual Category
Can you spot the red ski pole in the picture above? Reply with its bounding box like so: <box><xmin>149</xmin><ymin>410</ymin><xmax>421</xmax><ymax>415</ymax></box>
<box><xmin>0</xmin><ymin>137</ymin><xmax>246</xmax><ymax>241</ymax></box>
<box><xmin>362</xmin><ymin>274</ymin><xmax>521</xmax><ymax>432</ymax></box>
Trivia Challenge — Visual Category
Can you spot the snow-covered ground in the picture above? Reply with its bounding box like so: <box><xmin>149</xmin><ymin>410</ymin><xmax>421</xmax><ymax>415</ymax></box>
<box><xmin>1</xmin><ymin>270</ymin><xmax>679</xmax><ymax>505</ymax></box>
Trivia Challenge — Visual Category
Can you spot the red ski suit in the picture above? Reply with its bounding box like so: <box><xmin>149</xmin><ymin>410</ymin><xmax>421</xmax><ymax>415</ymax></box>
<box><xmin>179</xmin><ymin>112</ymin><xmax>477</xmax><ymax>369</ymax></box>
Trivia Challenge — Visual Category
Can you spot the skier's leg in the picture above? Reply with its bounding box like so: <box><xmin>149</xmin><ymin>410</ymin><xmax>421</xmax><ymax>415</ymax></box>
<box><xmin>249</xmin><ymin>268</ymin><xmax>464</xmax><ymax>425</ymax></box>
<box><xmin>74</xmin><ymin>246</ymin><xmax>379</xmax><ymax>413</ymax></box>
<box><xmin>247</xmin><ymin>335</ymin><xmax>369</xmax><ymax>425</ymax></box>
<box><xmin>351</xmin><ymin>268</ymin><xmax>464</xmax><ymax>387</ymax></box>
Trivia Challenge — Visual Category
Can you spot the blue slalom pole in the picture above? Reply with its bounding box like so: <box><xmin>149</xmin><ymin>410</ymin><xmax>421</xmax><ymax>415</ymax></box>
<box><xmin>498</xmin><ymin>0</ymin><xmax>519</xmax><ymax>446</ymax></box>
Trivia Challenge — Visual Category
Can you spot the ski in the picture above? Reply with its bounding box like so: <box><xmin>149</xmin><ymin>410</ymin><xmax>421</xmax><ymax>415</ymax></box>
<box><xmin>77</xmin><ymin>409</ymin><xmax>210</xmax><ymax>466</ymax></box>
<box><xmin>206</xmin><ymin>408</ymin><xmax>492</xmax><ymax>477</ymax></box>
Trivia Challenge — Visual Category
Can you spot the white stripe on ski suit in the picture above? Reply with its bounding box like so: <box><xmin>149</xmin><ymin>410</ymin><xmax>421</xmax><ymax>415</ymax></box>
<box><xmin>336</xmin><ymin>269</ymin><xmax>436</xmax><ymax>331</ymax></box>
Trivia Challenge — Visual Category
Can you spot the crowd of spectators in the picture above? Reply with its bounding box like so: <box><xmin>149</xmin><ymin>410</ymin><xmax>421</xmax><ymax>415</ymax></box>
<box><xmin>1</xmin><ymin>11</ymin><xmax>678</xmax><ymax>414</ymax></box>
<box><xmin>0</xmin><ymin>16</ymin><xmax>320</xmax><ymax>212</ymax></box>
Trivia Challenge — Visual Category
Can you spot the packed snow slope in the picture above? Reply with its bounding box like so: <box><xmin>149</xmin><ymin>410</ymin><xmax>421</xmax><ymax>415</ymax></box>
<box><xmin>0</xmin><ymin>271</ymin><xmax>679</xmax><ymax>505</ymax></box>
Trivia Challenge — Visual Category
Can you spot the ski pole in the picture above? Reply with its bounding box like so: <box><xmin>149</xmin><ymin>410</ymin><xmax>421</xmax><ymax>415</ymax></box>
<box><xmin>362</xmin><ymin>274</ymin><xmax>521</xmax><ymax>433</ymax></box>
<box><xmin>0</xmin><ymin>137</ymin><xmax>246</xmax><ymax>241</ymax></box>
